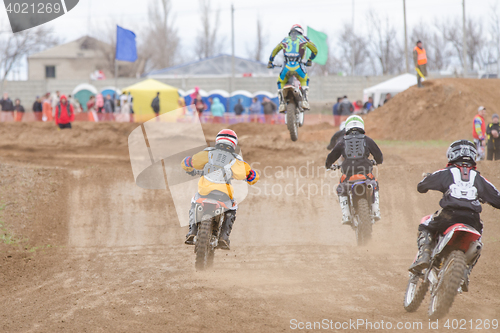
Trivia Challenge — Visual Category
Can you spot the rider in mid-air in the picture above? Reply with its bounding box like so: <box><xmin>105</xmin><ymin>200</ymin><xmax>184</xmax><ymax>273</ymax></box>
<box><xmin>181</xmin><ymin>129</ymin><xmax>260</xmax><ymax>250</ymax></box>
<box><xmin>409</xmin><ymin>140</ymin><xmax>500</xmax><ymax>290</ymax></box>
<box><xmin>268</xmin><ymin>24</ymin><xmax>317</xmax><ymax>113</ymax></box>
<box><xmin>325</xmin><ymin>115</ymin><xmax>383</xmax><ymax>224</ymax></box>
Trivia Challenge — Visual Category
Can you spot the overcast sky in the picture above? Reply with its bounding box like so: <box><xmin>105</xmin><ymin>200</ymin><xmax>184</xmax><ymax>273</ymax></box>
<box><xmin>1</xmin><ymin>0</ymin><xmax>497</xmax><ymax>77</ymax></box>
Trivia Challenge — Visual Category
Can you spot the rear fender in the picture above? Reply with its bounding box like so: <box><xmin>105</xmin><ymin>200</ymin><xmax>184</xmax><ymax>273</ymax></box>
<box><xmin>283</xmin><ymin>84</ymin><xmax>302</xmax><ymax>101</ymax></box>
<box><xmin>195</xmin><ymin>200</ymin><xmax>224</xmax><ymax>223</ymax></box>
<box><xmin>351</xmin><ymin>181</ymin><xmax>371</xmax><ymax>202</ymax></box>
<box><xmin>432</xmin><ymin>224</ymin><xmax>481</xmax><ymax>258</ymax></box>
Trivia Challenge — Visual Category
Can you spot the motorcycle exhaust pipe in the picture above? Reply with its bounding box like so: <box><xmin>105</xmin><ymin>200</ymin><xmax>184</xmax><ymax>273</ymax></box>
<box><xmin>465</xmin><ymin>240</ymin><xmax>482</xmax><ymax>264</ymax></box>
<box><xmin>366</xmin><ymin>184</ymin><xmax>374</xmax><ymax>196</ymax></box>
<box><xmin>196</xmin><ymin>205</ymin><xmax>204</xmax><ymax>223</ymax></box>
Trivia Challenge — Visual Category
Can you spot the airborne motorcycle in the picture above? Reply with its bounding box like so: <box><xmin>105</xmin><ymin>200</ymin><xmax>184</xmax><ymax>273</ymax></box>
<box><xmin>272</xmin><ymin>64</ymin><xmax>310</xmax><ymax>142</ymax></box>
<box><xmin>330</xmin><ymin>161</ymin><xmax>378</xmax><ymax>246</ymax></box>
<box><xmin>404</xmin><ymin>219</ymin><xmax>482</xmax><ymax>319</ymax></box>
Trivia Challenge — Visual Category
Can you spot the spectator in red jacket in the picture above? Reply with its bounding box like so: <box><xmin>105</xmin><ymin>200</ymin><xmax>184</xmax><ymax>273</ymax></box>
<box><xmin>55</xmin><ymin>95</ymin><xmax>75</xmax><ymax>129</ymax></box>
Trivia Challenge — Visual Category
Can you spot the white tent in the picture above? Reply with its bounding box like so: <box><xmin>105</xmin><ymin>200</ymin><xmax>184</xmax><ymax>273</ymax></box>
<box><xmin>363</xmin><ymin>74</ymin><xmax>417</xmax><ymax>108</ymax></box>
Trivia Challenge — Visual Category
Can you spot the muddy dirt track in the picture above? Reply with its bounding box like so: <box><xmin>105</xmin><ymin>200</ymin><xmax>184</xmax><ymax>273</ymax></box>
<box><xmin>0</xmin><ymin>122</ymin><xmax>499</xmax><ymax>332</ymax></box>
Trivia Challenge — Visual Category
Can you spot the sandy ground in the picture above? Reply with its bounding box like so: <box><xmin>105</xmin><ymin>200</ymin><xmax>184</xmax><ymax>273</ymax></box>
<box><xmin>0</xmin><ymin>122</ymin><xmax>499</xmax><ymax>332</ymax></box>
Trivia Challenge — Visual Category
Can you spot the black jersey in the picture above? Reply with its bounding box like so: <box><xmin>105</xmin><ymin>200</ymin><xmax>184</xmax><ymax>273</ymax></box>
<box><xmin>326</xmin><ymin>132</ymin><xmax>383</xmax><ymax>176</ymax></box>
<box><xmin>418</xmin><ymin>165</ymin><xmax>500</xmax><ymax>213</ymax></box>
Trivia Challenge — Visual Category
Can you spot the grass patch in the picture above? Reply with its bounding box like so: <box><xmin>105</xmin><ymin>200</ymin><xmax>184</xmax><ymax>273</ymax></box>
<box><xmin>28</xmin><ymin>244</ymin><xmax>53</xmax><ymax>253</ymax></box>
<box><xmin>0</xmin><ymin>221</ymin><xmax>21</xmax><ymax>245</ymax></box>
<box><xmin>0</xmin><ymin>203</ymin><xmax>22</xmax><ymax>245</ymax></box>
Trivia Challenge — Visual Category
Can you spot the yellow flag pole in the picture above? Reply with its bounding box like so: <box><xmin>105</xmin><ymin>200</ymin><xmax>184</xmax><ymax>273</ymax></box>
<box><xmin>415</xmin><ymin>67</ymin><xmax>426</xmax><ymax>80</ymax></box>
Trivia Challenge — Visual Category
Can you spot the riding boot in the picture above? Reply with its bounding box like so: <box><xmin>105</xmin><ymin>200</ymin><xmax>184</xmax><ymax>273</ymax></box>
<box><xmin>185</xmin><ymin>204</ymin><xmax>197</xmax><ymax>245</ymax></box>
<box><xmin>278</xmin><ymin>89</ymin><xmax>286</xmax><ymax>113</ymax></box>
<box><xmin>339</xmin><ymin>195</ymin><xmax>351</xmax><ymax>225</ymax></box>
<box><xmin>409</xmin><ymin>230</ymin><xmax>433</xmax><ymax>274</ymax></box>
<box><xmin>301</xmin><ymin>86</ymin><xmax>310</xmax><ymax>110</ymax></box>
<box><xmin>218</xmin><ymin>210</ymin><xmax>235</xmax><ymax>250</ymax></box>
<box><xmin>372</xmin><ymin>191</ymin><xmax>381</xmax><ymax>221</ymax></box>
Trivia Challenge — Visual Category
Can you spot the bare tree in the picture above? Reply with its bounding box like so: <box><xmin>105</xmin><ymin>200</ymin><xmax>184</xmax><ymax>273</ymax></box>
<box><xmin>308</xmin><ymin>50</ymin><xmax>344</xmax><ymax>76</ymax></box>
<box><xmin>338</xmin><ymin>23</ymin><xmax>369</xmax><ymax>75</ymax></box>
<box><xmin>366</xmin><ymin>12</ymin><xmax>404</xmax><ymax>75</ymax></box>
<box><xmin>247</xmin><ymin>16</ymin><xmax>267</xmax><ymax>62</ymax></box>
<box><xmin>437</xmin><ymin>17</ymin><xmax>486</xmax><ymax>71</ymax></box>
<box><xmin>143</xmin><ymin>0</ymin><xmax>180</xmax><ymax>72</ymax></box>
<box><xmin>489</xmin><ymin>3</ymin><xmax>500</xmax><ymax>75</ymax></box>
<box><xmin>466</xmin><ymin>18</ymin><xmax>486</xmax><ymax>70</ymax></box>
<box><xmin>0</xmin><ymin>26</ymin><xmax>58</xmax><ymax>82</ymax></box>
<box><xmin>195</xmin><ymin>0</ymin><xmax>224</xmax><ymax>59</ymax></box>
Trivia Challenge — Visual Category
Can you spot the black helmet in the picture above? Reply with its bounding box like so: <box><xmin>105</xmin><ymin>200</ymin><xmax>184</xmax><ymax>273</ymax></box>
<box><xmin>447</xmin><ymin>140</ymin><xmax>477</xmax><ymax>165</ymax></box>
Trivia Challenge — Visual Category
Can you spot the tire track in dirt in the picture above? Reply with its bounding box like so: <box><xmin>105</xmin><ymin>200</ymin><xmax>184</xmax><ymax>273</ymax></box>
<box><xmin>1</xmin><ymin>123</ymin><xmax>499</xmax><ymax>332</ymax></box>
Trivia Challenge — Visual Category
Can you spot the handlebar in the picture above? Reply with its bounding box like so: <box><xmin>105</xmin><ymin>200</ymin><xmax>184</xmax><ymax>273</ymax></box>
<box><xmin>271</xmin><ymin>62</ymin><xmax>311</xmax><ymax>68</ymax></box>
<box><xmin>187</xmin><ymin>170</ymin><xmax>204</xmax><ymax>176</ymax></box>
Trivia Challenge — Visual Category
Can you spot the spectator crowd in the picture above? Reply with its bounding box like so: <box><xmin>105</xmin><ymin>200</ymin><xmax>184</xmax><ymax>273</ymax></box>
<box><xmin>0</xmin><ymin>90</ymin><xmax>135</xmax><ymax>128</ymax></box>
<box><xmin>185</xmin><ymin>87</ymin><xmax>280</xmax><ymax>124</ymax></box>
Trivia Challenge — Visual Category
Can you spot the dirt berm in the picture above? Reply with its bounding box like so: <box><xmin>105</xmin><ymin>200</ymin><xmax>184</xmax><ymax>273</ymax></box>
<box><xmin>365</xmin><ymin>78</ymin><xmax>500</xmax><ymax>141</ymax></box>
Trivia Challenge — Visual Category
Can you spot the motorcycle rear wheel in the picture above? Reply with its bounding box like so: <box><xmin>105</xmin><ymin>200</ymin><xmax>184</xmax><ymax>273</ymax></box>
<box><xmin>286</xmin><ymin>101</ymin><xmax>298</xmax><ymax>142</ymax></box>
<box><xmin>428</xmin><ymin>250</ymin><xmax>467</xmax><ymax>320</ymax></box>
<box><xmin>195</xmin><ymin>218</ymin><xmax>214</xmax><ymax>271</ymax></box>
<box><xmin>404</xmin><ymin>273</ymin><xmax>429</xmax><ymax>312</ymax></box>
<box><xmin>355</xmin><ymin>198</ymin><xmax>372</xmax><ymax>246</ymax></box>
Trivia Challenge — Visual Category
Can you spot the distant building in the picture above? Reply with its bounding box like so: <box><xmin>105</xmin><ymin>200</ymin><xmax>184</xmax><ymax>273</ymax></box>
<box><xmin>146</xmin><ymin>54</ymin><xmax>278</xmax><ymax>78</ymax></box>
<box><xmin>28</xmin><ymin>36</ymin><xmax>142</xmax><ymax>80</ymax></box>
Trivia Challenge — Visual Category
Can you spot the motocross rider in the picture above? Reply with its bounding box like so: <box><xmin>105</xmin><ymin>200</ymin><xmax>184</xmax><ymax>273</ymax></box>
<box><xmin>325</xmin><ymin>115</ymin><xmax>383</xmax><ymax>224</ymax></box>
<box><xmin>181</xmin><ymin>129</ymin><xmax>259</xmax><ymax>250</ymax></box>
<box><xmin>267</xmin><ymin>24</ymin><xmax>318</xmax><ymax>113</ymax></box>
<box><xmin>409</xmin><ymin>140</ymin><xmax>500</xmax><ymax>290</ymax></box>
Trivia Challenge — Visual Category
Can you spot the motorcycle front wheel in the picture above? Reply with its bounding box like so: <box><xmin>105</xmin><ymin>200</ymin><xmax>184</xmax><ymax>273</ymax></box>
<box><xmin>286</xmin><ymin>101</ymin><xmax>298</xmax><ymax>141</ymax></box>
<box><xmin>404</xmin><ymin>272</ymin><xmax>429</xmax><ymax>312</ymax></box>
<box><xmin>428</xmin><ymin>250</ymin><xmax>467</xmax><ymax>319</ymax></box>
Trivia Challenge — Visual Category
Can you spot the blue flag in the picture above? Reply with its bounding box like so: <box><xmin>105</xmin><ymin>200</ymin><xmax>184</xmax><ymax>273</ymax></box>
<box><xmin>116</xmin><ymin>26</ymin><xmax>137</xmax><ymax>62</ymax></box>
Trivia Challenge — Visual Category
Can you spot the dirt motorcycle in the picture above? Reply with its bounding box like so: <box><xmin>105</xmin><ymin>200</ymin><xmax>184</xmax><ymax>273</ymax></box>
<box><xmin>272</xmin><ymin>63</ymin><xmax>310</xmax><ymax>142</ymax></box>
<box><xmin>189</xmin><ymin>170</ymin><xmax>232</xmax><ymax>271</ymax></box>
<box><xmin>330</xmin><ymin>160</ymin><xmax>378</xmax><ymax>246</ymax></box>
<box><xmin>404</xmin><ymin>220</ymin><xmax>483</xmax><ymax>319</ymax></box>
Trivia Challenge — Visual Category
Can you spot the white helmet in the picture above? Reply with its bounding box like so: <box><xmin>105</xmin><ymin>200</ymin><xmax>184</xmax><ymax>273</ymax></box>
<box><xmin>344</xmin><ymin>115</ymin><xmax>365</xmax><ymax>133</ymax></box>
<box><xmin>340</xmin><ymin>121</ymin><xmax>346</xmax><ymax>131</ymax></box>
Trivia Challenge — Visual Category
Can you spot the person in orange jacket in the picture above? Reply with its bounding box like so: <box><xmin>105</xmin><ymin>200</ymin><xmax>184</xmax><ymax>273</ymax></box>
<box><xmin>181</xmin><ymin>129</ymin><xmax>259</xmax><ymax>249</ymax></box>
<box><xmin>413</xmin><ymin>40</ymin><xmax>427</xmax><ymax>88</ymax></box>
<box><xmin>54</xmin><ymin>95</ymin><xmax>75</xmax><ymax>129</ymax></box>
